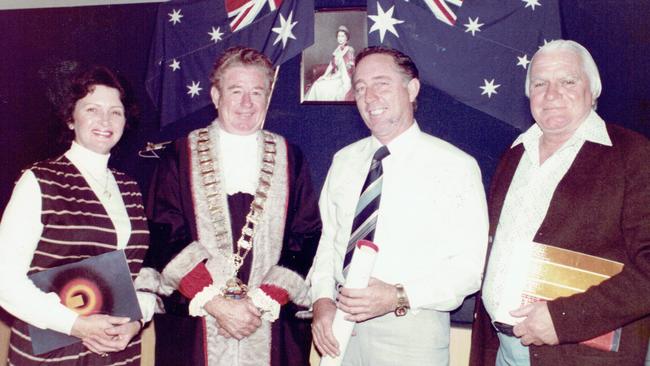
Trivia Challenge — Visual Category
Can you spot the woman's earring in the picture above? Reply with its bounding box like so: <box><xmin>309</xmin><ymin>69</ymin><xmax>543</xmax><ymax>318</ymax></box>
<box><xmin>68</xmin><ymin>124</ymin><xmax>74</xmax><ymax>130</ymax></box>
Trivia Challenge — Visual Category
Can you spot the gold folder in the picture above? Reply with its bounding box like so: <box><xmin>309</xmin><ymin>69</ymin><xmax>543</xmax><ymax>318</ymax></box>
<box><xmin>522</xmin><ymin>242</ymin><xmax>623</xmax><ymax>351</ymax></box>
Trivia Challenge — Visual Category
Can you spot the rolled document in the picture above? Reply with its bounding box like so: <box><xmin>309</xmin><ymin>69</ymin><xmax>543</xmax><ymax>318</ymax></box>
<box><xmin>320</xmin><ymin>239</ymin><xmax>379</xmax><ymax>366</ymax></box>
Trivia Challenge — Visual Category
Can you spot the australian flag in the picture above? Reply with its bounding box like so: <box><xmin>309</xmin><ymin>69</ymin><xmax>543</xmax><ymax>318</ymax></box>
<box><xmin>146</xmin><ymin>0</ymin><xmax>314</xmax><ymax>128</ymax></box>
<box><xmin>366</xmin><ymin>0</ymin><xmax>561</xmax><ymax>130</ymax></box>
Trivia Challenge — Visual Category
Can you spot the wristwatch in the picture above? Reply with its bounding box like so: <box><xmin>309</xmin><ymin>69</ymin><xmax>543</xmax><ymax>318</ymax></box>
<box><xmin>394</xmin><ymin>283</ymin><xmax>409</xmax><ymax>317</ymax></box>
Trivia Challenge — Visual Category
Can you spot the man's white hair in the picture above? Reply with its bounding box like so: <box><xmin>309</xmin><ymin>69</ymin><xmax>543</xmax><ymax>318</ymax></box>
<box><xmin>525</xmin><ymin>39</ymin><xmax>602</xmax><ymax>107</ymax></box>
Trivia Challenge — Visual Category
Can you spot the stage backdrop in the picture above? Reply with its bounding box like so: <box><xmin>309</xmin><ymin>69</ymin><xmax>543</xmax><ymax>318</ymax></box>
<box><xmin>0</xmin><ymin>1</ymin><xmax>648</xmax><ymax>325</ymax></box>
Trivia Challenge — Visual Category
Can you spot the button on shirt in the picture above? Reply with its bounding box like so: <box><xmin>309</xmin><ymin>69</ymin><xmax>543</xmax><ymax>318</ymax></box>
<box><xmin>309</xmin><ymin>122</ymin><xmax>489</xmax><ymax>312</ymax></box>
<box><xmin>482</xmin><ymin>110</ymin><xmax>612</xmax><ymax>323</ymax></box>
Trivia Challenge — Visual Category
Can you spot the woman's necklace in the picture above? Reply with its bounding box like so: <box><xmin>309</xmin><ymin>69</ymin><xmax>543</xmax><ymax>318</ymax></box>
<box><xmin>79</xmin><ymin>166</ymin><xmax>112</xmax><ymax>199</ymax></box>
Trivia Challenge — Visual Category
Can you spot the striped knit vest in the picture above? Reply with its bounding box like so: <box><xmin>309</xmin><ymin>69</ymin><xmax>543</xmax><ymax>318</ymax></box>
<box><xmin>9</xmin><ymin>155</ymin><xmax>149</xmax><ymax>366</ymax></box>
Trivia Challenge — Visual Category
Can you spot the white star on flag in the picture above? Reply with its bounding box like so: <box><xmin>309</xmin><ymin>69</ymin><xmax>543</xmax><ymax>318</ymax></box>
<box><xmin>538</xmin><ymin>38</ymin><xmax>551</xmax><ymax>49</ymax></box>
<box><xmin>168</xmin><ymin>9</ymin><xmax>183</xmax><ymax>25</ymax></box>
<box><xmin>480</xmin><ymin>79</ymin><xmax>501</xmax><ymax>98</ymax></box>
<box><xmin>272</xmin><ymin>11</ymin><xmax>298</xmax><ymax>49</ymax></box>
<box><xmin>464</xmin><ymin>17</ymin><xmax>484</xmax><ymax>37</ymax></box>
<box><xmin>522</xmin><ymin>0</ymin><xmax>541</xmax><ymax>11</ymax></box>
<box><xmin>516</xmin><ymin>55</ymin><xmax>530</xmax><ymax>69</ymax></box>
<box><xmin>368</xmin><ymin>2</ymin><xmax>404</xmax><ymax>43</ymax></box>
<box><xmin>169</xmin><ymin>59</ymin><xmax>180</xmax><ymax>71</ymax></box>
<box><xmin>208</xmin><ymin>26</ymin><xmax>224</xmax><ymax>43</ymax></box>
<box><xmin>187</xmin><ymin>81</ymin><xmax>202</xmax><ymax>98</ymax></box>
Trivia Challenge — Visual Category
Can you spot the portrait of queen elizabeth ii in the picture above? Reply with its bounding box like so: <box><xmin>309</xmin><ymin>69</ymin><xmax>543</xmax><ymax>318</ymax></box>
<box><xmin>301</xmin><ymin>9</ymin><xmax>367</xmax><ymax>104</ymax></box>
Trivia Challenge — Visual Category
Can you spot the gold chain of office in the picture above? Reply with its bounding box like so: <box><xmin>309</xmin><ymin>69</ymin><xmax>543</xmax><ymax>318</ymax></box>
<box><xmin>196</xmin><ymin>128</ymin><xmax>277</xmax><ymax>295</ymax></box>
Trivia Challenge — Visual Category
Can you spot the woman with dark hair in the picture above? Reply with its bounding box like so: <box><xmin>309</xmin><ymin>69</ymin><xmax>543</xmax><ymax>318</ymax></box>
<box><xmin>0</xmin><ymin>64</ymin><xmax>155</xmax><ymax>365</ymax></box>
<box><xmin>305</xmin><ymin>25</ymin><xmax>355</xmax><ymax>101</ymax></box>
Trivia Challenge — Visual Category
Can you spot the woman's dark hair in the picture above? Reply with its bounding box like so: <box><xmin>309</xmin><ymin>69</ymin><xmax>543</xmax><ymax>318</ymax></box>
<box><xmin>56</xmin><ymin>64</ymin><xmax>137</xmax><ymax>143</ymax></box>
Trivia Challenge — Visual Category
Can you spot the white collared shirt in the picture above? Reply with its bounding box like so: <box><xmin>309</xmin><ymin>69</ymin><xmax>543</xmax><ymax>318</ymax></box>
<box><xmin>309</xmin><ymin>122</ymin><xmax>489</xmax><ymax>312</ymax></box>
<box><xmin>482</xmin><ymin>110</ymin><xmax>612</xmax><ymax>321</ymax></box>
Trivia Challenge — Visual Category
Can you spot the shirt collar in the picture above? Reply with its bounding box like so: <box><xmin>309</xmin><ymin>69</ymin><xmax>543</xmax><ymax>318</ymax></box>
<box><xmin>512</xmin><ymin>109</ymin><xmax>612</xmax><ymax>151</ymax></box>
<box><xmin>370</xmin><ymin>120</ymin><xmax>420</xmax><ymax>157</ymax></box>
<box><xmin>66</xmin><ymin>141</ymin><xmax>110</xmax><ymax>176</ymax></box>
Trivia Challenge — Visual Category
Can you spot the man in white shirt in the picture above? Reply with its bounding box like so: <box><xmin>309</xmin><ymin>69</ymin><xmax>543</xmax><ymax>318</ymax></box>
<box><xmin>309</xmin><ymin>46</ymin><xmax>489</xmax><ymax>365</ymax></box>
<box><xmin>470</xmin><ymin>40</ymin><xmax>650</xmax><ymax>366</ymax></box>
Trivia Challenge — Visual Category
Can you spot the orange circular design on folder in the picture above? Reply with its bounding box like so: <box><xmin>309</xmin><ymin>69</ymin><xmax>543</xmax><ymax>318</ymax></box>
<box><xmin>59</xmin><ymin>278</ymin><xmax>104</xmax><ymax>316</ymax></box>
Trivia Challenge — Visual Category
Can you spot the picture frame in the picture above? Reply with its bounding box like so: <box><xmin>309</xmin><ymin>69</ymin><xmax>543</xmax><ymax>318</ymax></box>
<box><xmin>300</xmin><ymin>8</ymin><xmax>367</xmax><ymax>104</ymax></box>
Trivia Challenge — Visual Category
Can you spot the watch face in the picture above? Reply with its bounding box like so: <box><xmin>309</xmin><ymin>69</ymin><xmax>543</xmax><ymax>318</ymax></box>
<box><xmin>395</xmin><ymin>307</ymin><xmax>407</xmax><ymax>317</ymax></box>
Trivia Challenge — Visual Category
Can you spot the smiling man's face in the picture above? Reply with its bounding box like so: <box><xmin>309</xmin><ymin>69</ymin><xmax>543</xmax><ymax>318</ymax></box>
<box><xmin>353</xmin><ymin>53</ymin><xmax>419</xmax><ymax>144</ymax></box>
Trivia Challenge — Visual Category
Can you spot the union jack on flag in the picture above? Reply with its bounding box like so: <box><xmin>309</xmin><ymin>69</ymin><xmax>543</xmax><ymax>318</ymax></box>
<box><xmin>419</xmin><ymin>0</ymin><xmax>464</xmax><ymax>26</ymax></box>
<box><xmin>367</xmin><ymin>0</ymin><xmax>562</xmax><ymax>130</ymax></box>
<box><xmin>146</xmin><ymin>0</ymin><xmax>314</xmax><ymax>128</ymax></box>
<box><xmin>227</xmin><ymin>0</ymin><xmax>283</xmax><ymax>32</ymax></box>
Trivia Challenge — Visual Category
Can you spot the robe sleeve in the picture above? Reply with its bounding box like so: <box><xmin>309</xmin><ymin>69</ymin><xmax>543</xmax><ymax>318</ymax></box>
<box><xmin>143</xmin><ymin>139</ymin><xmax>196</xmax><ymax>272</ymax></box>
<box><xmin>137</xmin><ymin>140</ymin><xmax>207</xmax><ymax>314</ymax></box>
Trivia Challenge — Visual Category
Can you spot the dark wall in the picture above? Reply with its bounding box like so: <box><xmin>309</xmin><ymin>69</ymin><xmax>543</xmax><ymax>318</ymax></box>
<box><xmin>1</xmin><ymin>1</ymin><xmax>649</xmax><ymax>322</ymax></box>
<box><xmin>0</xmin><ymin>4</ymin><xmax>161</xmax><ymax>207</ymax></box>
<box><xmin>2</xmin><ymin>2</ymin><xmax>648</xmax><ymax>209</ymax></box>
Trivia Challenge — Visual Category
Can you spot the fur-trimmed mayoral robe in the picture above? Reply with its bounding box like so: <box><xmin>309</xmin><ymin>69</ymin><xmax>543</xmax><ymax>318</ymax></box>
<box><xmin>139</xmin><ymin>123</ymin><xmax>321</xmax><ymax>366</ymax></box>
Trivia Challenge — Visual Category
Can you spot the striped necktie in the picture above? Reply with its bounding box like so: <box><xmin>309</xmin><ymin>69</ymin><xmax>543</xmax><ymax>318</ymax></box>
<box><xmin>342</xmin><ymin>145</ymin><xmax>390</xmax><ymax>275</ymax></box>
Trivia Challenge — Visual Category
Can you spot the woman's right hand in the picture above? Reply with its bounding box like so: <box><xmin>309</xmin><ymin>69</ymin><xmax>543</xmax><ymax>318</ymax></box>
<box><xmin>70</xmin><ymin>314</ymin><xmax>131</xmax><ymax>354</ymax></box>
